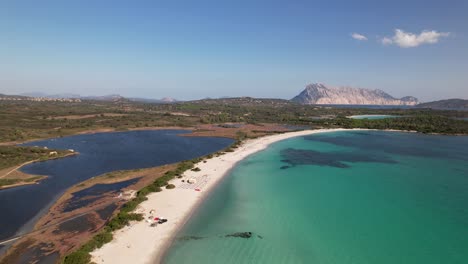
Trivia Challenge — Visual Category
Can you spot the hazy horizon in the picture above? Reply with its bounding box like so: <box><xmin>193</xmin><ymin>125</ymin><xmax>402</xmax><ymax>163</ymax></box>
<box><xmin>6</xmin><ymin>82</ymin><xmax>464</xmax><ymax>104</ymax></box>
<box><xmin>1</xmin><ymin>1</ymin><xmax>467</xmax><ymax>101</ymax></box>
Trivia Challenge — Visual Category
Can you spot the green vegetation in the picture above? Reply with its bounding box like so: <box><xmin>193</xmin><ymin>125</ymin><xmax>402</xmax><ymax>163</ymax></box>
<box><xmin>0</xmin><ymin>146</ymin><xmax>71</xmax><ymax>170</ymax></box>
<box><xmin>166</xmin><ymin>184</ymin><xmax>175</xmax><ymax>189</ymax></box>
<box><xmin>0</xmin><ymin>176</ymin><xmax>46</xmax><ymax>189</ymax></box>
<box><xmin>314</xmin><ymin>115</ymin><xmax>468</xmax><ymax>135</ymax></box>
<box><xmin>1</xmin><ymin>98</ymin><xmax>466</xmax><ymax>145</ymax></box>
<box><xmin>0</xmin><ymin>100</ymin><xmax>200</xmax><ymax>143</ymax></box>
<box><xmin>0</xmin><ymin>145</ymin><xmax>73</xmax><ymax>188</ymax></box>
<box><xmin>0</xmin><ymin>178</ymin><xmax>21</xmax><ymax>186</ymax></box>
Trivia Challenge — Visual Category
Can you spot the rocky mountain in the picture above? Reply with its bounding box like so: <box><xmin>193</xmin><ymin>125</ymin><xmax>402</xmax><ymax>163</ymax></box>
<box><xmin>291</xmin><ymin>83</ymin><xmax>418</xmax><ymax>105</ymax></box>
<box><xmin>417</xmin><ymin>99</ymin><xmax>468</xmax><ymax>110</ymax></box>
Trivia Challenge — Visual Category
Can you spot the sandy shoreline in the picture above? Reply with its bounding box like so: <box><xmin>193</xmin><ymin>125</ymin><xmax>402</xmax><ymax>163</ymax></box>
<box><xmin>90</xmin><ymin>129</ymin><xmax>351</xmax><ymax>263</ymax></box>
<box><xmin>90</xmin><ymin>128</ymin><xmax>415</xmax><ymax>263</ymax></box>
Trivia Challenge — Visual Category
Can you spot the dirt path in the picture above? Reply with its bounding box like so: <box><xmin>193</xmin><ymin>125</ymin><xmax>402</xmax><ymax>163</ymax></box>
<box><xmin>0</xmin><ymin>160</ymin><xmax>39</xmax><ymax>179</ymax></box>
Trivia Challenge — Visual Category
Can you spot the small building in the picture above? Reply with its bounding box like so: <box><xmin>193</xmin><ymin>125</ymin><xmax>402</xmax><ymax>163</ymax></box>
<box><xmin>49</xmin><ymin>151</ymin><xmax>58</xmax><ymax>155</ymax></box>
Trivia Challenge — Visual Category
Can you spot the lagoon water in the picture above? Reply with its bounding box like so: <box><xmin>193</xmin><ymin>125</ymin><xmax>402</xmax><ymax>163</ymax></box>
<box><xmin>348</xmin><ymin>114</ymin><xmax>399</xmax><ymax>120</ymax></box>
<box><xmin>164</xmin><ymin>131</ymin><xmax>468</xmax><ymax>264</ymax></box>
<box><xmin>0</xmin><ymin>130</ymin><xmax>233</xmax><ymax>241</ymax></box>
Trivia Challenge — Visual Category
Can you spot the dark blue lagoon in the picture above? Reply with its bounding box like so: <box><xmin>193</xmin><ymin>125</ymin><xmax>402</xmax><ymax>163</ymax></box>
<box><xmin>348</xmin><ymin>114</ymin><xmax>400</xmax><ymax>120</ymax></box>
<box><xmin>0</xmin><ymin>130</ymin><xmax>233</xmax><ymax>241</ymax></box>
<box><xmin>164</xmin><ymin>131</ymin><xmax>468</xmax><ymax>264</ymax></box>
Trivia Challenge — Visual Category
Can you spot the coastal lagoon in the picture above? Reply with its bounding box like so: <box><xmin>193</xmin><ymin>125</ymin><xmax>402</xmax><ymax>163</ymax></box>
<box><xmin>348</xmin><ymin>114</ymin><xmax>400</xmax><ymax>120</ymax></box>
<box><xmin>164</xmin><ymin>131</ymin><xmax>468</xmax><ymax>264</ymax></box>
<box><xmin>0</xmin><ymin>130</ymin><xmax>233</xmax><ymax>241</ymax></box>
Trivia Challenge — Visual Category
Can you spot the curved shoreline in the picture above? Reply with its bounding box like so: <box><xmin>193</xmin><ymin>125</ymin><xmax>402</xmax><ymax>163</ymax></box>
<box><xmin>0</xmin><ymin>152</ymin><xmax>78</xmax><ymax>190</ymax></box>
<box><xmin>91</xmin><ymin>128</ymin><xmax>396</xmax><ymax>264</ymax></box>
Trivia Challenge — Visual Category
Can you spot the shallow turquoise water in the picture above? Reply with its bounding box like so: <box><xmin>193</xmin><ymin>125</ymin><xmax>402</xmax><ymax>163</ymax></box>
<box><xmin>349</xmin><ymin>114</ymin><xmax>399</xmax><ymax>120</ymax></box>
<box><xmin>164</xmin><ymin>131</ymin><xmax>468</xmax><ymax>264</ymax></box>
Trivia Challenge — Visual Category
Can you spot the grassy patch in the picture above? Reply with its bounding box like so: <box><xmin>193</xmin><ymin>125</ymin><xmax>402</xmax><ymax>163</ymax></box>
<box><xmin>0</xmin><ymin>178</ymin><xmax>21</xmax><ymax>186</ymax></box>
<box><xmin>0</xmin><ymin>145</ymin><xmax>72</xmax><ymax>170</ymax></box>
<box><xmin>0</xmin><ymin>176</ymin><xmax>45</xmax><ymax>188</ymax></box>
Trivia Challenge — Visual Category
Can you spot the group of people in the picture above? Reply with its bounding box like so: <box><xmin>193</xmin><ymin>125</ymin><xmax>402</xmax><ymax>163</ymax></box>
<box><xmin>145</xmin><ymin>209</ymin><xmax>168</xmax><ymax>227</ymax></box>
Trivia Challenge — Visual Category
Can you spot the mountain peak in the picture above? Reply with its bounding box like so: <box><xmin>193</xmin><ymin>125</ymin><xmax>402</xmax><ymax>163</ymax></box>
<box><xmin>292</xmin><ymin>83</ymin><xmax>418</xmax><ymax>105</ymax></box>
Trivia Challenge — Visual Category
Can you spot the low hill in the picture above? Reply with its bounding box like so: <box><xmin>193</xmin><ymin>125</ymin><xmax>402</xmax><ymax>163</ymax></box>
<box><xmin>417</xmin><ymin>99</ymin><xmax>468</xmax><ymax>110</ymax></box>
<box><xmin>189</xmin><ymin>97</ymin><xmax>294</xmax><ymax>107</ymax></box>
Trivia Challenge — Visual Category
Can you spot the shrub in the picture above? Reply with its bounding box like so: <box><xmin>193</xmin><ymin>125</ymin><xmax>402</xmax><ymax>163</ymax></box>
<box><xmin>63</xmin><ymin>250</ymin><xmax>91</xmax><ymax>264</ymax></box>
<box><xmin>166</xmin><ymin>184</ymin><xmax>175</xmax><ymax>189</ymax></box>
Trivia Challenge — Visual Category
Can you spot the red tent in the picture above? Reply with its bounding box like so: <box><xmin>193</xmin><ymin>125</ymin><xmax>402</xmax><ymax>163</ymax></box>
<box><xmin>154</xmin><ymin>217</ymin><xmax>159</xmax><ymax>221</ymax></box>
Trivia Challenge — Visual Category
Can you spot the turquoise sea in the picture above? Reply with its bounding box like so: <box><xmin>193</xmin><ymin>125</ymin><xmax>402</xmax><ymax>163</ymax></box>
<box><xmin>164</xmin><ymin>131</ymin><xmax>468</xmax><ymax>264</ymax></box>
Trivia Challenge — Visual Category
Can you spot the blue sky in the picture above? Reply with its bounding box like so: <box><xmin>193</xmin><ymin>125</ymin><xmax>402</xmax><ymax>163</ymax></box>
<box><xmin>1</xmin><ymin>0</ymin><xmax>467</xmax><ymax>101</ymax></box>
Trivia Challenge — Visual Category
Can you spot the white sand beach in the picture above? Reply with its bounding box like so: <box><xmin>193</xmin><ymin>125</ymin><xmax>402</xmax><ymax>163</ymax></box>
<box><xmin>90</xmin><ymin>129</ymin><xmax>349</xmax><ymax>264</ymax></box>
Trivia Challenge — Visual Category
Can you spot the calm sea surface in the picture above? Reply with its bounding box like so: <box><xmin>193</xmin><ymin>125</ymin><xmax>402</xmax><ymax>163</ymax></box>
<box><xmin>0</xmin><ymin>130</ymin><xmax>233</xmax><ymax>241</ymax></box>
<box><xmin>164</xmin><ymin>131</ymin><xmax>468</xmax><ymax>264</ymax></box>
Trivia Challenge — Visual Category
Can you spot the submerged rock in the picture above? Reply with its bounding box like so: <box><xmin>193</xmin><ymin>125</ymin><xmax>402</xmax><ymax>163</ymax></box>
<box><xmin>177</xmin><ymin>235</ymin><xmax>205</xmax><ymax>241</ymax></box>
<box><xmin>226</xmin><ymin>232</ymin><xmax>253</xmax><ymax>239</ymax></box>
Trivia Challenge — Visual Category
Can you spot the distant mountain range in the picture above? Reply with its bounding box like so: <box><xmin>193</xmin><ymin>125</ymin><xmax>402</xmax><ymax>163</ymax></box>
<box><xmin>19</xmin><ymin>92</ymin><xmax>177</xmax><ymax>103</ymax></box>
<box><xmin>5</xmin><ymin>86</ymin><xmax>466</xmax><ymax>109</ymax></box>
<box><xmin>291</xmin><ymin>83</ymin><xmax>418</xmax><ymax>106</ymax></box>
<box><xmin>417</xmin><ymin>99</ymin><xmax>468</xmax><ymax>110</ymax></box>
<box><xmin>20</xmin><ymin>92</ymin><xmax>81</xmax><ymax>99</ymax></box>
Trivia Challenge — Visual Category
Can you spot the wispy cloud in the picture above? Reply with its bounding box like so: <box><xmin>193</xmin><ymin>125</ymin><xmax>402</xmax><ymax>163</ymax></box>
<box><xmin>381</xmin><ymin>29</ymin><xmax>450</xmax><ymax>48</ymax></box>
<box><xmin>351</xmin><ymin>33</ymin><xmax>368</xmax><ymax>41</ymax></box>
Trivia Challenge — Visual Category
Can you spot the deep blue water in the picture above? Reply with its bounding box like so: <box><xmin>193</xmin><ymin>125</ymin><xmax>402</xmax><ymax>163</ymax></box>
<box><xmin>0</xmin><ymin>130</ymin><xmax>233</xmax><ymax>241</ymax></box>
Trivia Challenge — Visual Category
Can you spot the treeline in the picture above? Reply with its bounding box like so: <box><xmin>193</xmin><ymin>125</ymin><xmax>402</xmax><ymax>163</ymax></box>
<box><xmin>1</xmin><ymin>100</ymin><xmax>467</xmax><ymax>143</ymax></box>
<box><xmin>314</xmin><ymin>115</ymin><xmax>468</xmax><ymax>134</ymax></box>
<box><xmin>0</xmin><ymin>101</ymin><xmax>201</xmax><ymax>142</ymax></box>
